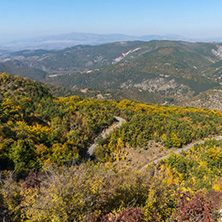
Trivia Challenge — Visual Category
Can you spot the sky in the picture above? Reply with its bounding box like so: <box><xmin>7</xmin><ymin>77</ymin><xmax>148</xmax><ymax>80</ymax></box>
<box><xmin>1</xmin><ymin>0</ymin><xmax>222</xmax><ymax>42</ymax></box>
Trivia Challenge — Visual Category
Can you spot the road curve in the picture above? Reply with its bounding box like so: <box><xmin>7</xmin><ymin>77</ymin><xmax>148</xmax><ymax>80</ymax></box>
<box><xmin>86</xmin><ymin>116</ymin><xmax>126</xmax><ymax>158</ymax></box>
<box><xmin>140</xmin><ymin>135</ymin><xmax>222</xmax><ymax>171</ymax></box>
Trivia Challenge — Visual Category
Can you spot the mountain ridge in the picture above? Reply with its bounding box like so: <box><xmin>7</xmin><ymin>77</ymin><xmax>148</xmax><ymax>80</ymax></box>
<box><xmin>2</xmin><ymin>40</ymin><xmax>222</xmax><ymax>107</ymax></box>
<box><xmin>0</xmin><ymin>32</ymin><xmax>191</xmax><ymax>50</ymax></box>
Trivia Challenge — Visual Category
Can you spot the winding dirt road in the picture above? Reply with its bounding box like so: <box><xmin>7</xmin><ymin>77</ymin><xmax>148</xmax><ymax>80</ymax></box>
<box><xmin>86</xmin><ymin>116</ymin><xmax>126</xmax><ymax>158</ymax></box>
<box><xmin>86</xmin><ymin>116</ymin><xmax>222</xmax><ymax>171</ymax></box>
<box><xmin>140</xmin><ymin>135</ymin><xmax>222</xmax><ymax>171</ymax></box>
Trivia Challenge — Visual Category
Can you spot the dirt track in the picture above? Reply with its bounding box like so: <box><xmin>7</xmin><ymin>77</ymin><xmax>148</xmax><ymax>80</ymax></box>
<box><xmin>86</xmin><ymin>116</ymin><xmax>125</xmax><ymax>157</ymax></box>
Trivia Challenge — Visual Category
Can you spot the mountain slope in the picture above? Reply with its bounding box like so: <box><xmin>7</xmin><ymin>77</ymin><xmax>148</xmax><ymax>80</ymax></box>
<box><xmin>45</xmin><ymin>40</ymin><xmax>222</xmax><ymax>101</ymax></box>
<box><xmin>1</xmin><ymin>41</ymin><xmax>146</xmax><ymax>73</ymax></box>
<box><xmin>180</xmin><ymin>87</ymin><xmax>222</xmax><ymax>111</ymax></box>
<box><xmin>2</xmin><ymin>40</ymin><xmax>221</xmax><ymax>74</ymax></box>
<box><xmin>2</xmin><ymin>40</ymin><xmax>222</xmax><ymax>103</ymax></box>
<box><xmin>46</xmin><ymin>83</ymin><xmax>175</xmax><ymax>104</ymax></box>
<box><xmin>0</xmin><ymin>62</ymin><xmax>47</xmax><ymax>80</ymax></box>
<box><xmin>2</xmin><ymin>73</ymin><xmax>222</xmax><ymax>174</ymax></box>
<box><xmin>0</xmin><ymin>72</ymin><xmax>115</xmax><ymax>175</ymax></box>
<box><xmin>1</xmin><ymin>73</ymin><xmax>222</xmax><ymax>221</ymax></box>
<box><xmin>0</xmin><ymin>72</ymin><xmax>51</xmax><ymax>100</ymax></box>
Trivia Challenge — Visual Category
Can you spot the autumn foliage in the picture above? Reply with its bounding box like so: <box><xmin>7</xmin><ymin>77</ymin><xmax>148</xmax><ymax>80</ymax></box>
<box><xmin>172</xmin><ymin>190</ymin><xmax>217</xmax><ymax>222</ymax></box>
<box><xmin>0</xmin><ymin>73</ymin><xmax>222</xmax><ymax>221</ymax></box>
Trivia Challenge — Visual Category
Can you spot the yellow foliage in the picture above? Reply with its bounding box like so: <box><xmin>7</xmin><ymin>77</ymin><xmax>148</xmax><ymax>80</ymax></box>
<box><xmin>212</xmin><ymin>183</ymin><xmax>222</xmax><ymax>192</ymax></box>
<box><xmin>162</xmin><ymin>134</ymin><xmax>167</xmax><ymax>141</ymax></box>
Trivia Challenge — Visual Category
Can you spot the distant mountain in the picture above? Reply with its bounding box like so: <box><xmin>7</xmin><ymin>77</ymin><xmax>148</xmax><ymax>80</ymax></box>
<box><xmin>0</xmin><ymin>41</ymin><xmax>146</xmax><ymax>72</ymax></box>
<box><xmin>0</xmin><ymin>32</ymin><xmax>189</xmax><ymax>51</ymax></box>
<box><xmin>0</xmin><ymin>50</ymin><xmax>9</xmax><ymax>55</ymax></box>
<box><xmin>0</xmin><ymin>62</ymin><xmax>47</xmax><ymax>80</ymax></box>
<box><xmin>42</xmin><ymin>40</ymin><xmax>222</xmax><ymax>101</ymax></box>
<box><xmin>3</xmin><ymin>40</ymin><xmax>221</xmax><ymax>74</ymax></box>
<box><xmin>2</xmin><ymin>39</ymin><xmax>222</xmax><ymax>105</ymax></box>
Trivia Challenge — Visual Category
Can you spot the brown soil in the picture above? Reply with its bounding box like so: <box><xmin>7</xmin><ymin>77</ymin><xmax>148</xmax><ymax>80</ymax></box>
<box><xmin>112</xmin><ymin>140</ymin><xmax>178</xmax><ymax>170</ymax></box>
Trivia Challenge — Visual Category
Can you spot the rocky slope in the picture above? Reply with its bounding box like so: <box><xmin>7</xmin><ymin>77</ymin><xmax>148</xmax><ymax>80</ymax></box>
<box><xmin>180</xmin><ymin>88</ymin><xmax>222</xmax><ymax>111</ymax></box>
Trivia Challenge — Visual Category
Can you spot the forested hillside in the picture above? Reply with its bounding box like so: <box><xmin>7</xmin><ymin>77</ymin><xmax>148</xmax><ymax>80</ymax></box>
<box><xmin>0</xmin><ymin>41</ymin><xmax>144</xmax><ymax>72</ymax></box>
<box><xmin>43</xmin><ymin>40</ymin><xmax>222</xmax><ymax>102</ymax></box>
<box><xmin>46</xmin><ymin>83</ymin><xmax>175</xmax><ymax>104</ymax></box>
<box><xmin>0</xmin><ymin>62</ymin><xmax>47</xmax><ymax>80</ymax></box>
<box><xmin>2</xmin><ymin>40</ymin><xmax>222</xmax><ymax>105</ymax></box>
<box><xmin>1</xmin><ymin>73</ymin><xmax>222</xmax><ymax>221</ymax></box>
<box><xmin>2</xmin><ymin>41</ymin><xmax>222</xmax><ymax>74</ymax></box>
<box><xmin>180</xmin><ymin>87</ymin><xmax>222</xmax><ymax>111</ymax></box>
<box><xmin>0</xmin><ymin>73</ymin><xmax>115</xmax><ymax>176</ymax></box>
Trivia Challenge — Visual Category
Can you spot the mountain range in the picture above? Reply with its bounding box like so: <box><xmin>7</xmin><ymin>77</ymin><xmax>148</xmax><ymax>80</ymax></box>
<box><xmin>2</xmin><ymin>39</ymin><xmax>222</xmax><ymax>108</ymax></box>
<box><xmin>0</xmin><ymin>32</ymin><xmax>193</xmax><ymax>51</ymax></box>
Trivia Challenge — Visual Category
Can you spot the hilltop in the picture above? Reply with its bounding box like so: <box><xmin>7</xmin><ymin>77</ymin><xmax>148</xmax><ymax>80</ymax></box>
<box><xmin>0</xmin><ymin>72</ymin><xmax>51</xmax><ymax>100</ymax></box>
<box><xmin>0</xmin><ymin>41</ymin><xmax>145</xmax><ymax>73</ymax></box>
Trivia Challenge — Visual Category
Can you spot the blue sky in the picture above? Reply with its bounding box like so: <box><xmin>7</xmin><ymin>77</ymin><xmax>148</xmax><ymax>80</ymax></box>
<box><xmin>1</xmin><ymin>0</ymin><xmax>222</xmax><ymax>41</ymax></box>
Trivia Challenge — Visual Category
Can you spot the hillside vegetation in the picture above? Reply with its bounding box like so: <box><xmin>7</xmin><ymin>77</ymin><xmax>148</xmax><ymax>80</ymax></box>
<box><xmin>2</xmin><ymin>40</ymin><xmax>222</xmax><ymax>105</ymax></box>
<box><xmin>46</xmin><ymin>84</ymin><xmax>175</xmax><ymax>104</ymax></box>
<box><xmin>180</xmin><ymin>87</ymin><xmax>222</xmax><ymax>111</ymax></box>
<box><xmin>0</xmin><ymin>42</ymin><xmax>144</xmax><ymax>72</ymax></box>
<box><xmin>0</xmin><ymin>62</ymin><xmax>47</xmax><ymax>80</ymax></box>
<box><xmin>0</xmin><ymin>73</ymin><xmax>115</xmax><ymax>176</ymax></box>
<box><xmin>1</xmin><ymin>73</ymin><xmax>222</xmax><ymax>221</ymax></box>
<box><xmin>42</xmin><ymin>40</ymin><xmax>222</xmax><ymax>102</ymax></box>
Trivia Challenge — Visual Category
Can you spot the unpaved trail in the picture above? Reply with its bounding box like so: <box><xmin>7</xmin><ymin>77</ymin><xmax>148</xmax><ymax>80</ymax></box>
<box><xmin>86</xmin><ymin>117</ymin><xmax>222</xmax><ymax>170</ymax></box>
<box><xmin>140</xmin><ymin>135</ymin><xmax>222</xmax><ymax>171</ymax></box>
<box><xmin>86</xmin><ymin>116</ymin><xmax>125</xmax><ymax>158</ymax></box>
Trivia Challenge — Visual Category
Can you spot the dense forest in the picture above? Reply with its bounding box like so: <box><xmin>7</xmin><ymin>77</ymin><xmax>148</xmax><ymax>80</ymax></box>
<box><xmin>1</xmin><ymin>73</ymin><xmax>222</xmax><ymax>221</ymax></box>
